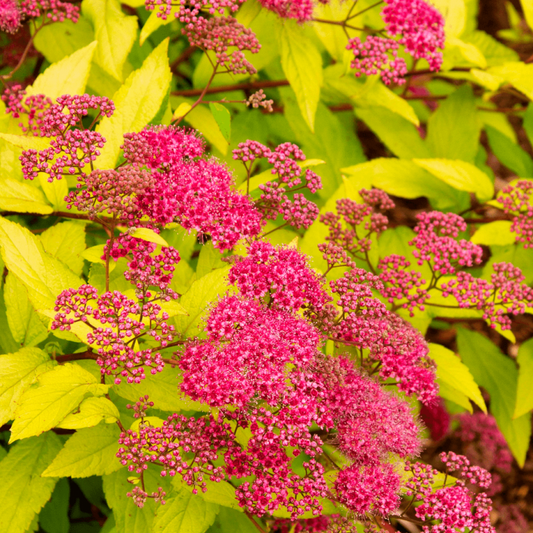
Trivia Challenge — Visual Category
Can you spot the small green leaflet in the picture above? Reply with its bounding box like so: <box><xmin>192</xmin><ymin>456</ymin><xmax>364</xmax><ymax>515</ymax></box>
<box><xmin>173</xmin><ymin>477</ymin><xmax>242</xmax><ymax>512</ymax></box>
<box><xmin>42</xmin><ymin>423</ymin><xmax>122</xmax><ymax>477</ymax></box>
<box><xmin>428</xmin><ymin>343</ymin><xmax>486</xmax><ymax>413</ymax></box>
<box><xmin>0</xmin><ymin>178</ymin><xmax>53</xmax><ymax>215</ymax></box>
<box><xmin>130</xmin><ymin>227</ymin><xmax>170</xmax><ymax>247</ymax></box>
<box><xmin>515</xmin><ymin>337</ymin><xmax>533</xmax><ymax>419</ymax></box>
<box><xmin>152</xmin><ymin>487</ymin><xmax>219</xmax><ymax>533</ymax></box>
<box><xmin>56</xmin><ymin>396</ymin><xmax>120</xmax><ymax>429</ymax></box>
<box><xmin>10</xmin><ymin>363</ymin><xmax>110</xmax><ymax>442</ymax></box>
<box><xmin>39</xmin><ymin>478</ymin><xmax>70</xmax><ymax>533</ymax></box>
<box><xmin>209</xmin><ymin>103</ymin><xmax>231</xmax><ymax>143</ymax></box>
<box><xmin>0</xmin><ymin>347</ymin><xmax>55</xmax><ymax>426</ymax></box>
<box><xmin>0</xmin><ymin>432</ymin><xmax>62</xmax><ymax>533</ymax></box>
<box><xmin>470</xmin><ymin>220</ymin><xmax>515</xmax><ymax>246</ymax></box>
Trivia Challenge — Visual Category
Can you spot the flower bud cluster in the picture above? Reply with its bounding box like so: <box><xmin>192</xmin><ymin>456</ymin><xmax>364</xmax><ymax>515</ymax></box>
<box><xmin>51</xmin><ymin>285</ymin><xmax>172</xmax><ymax>384</ymax></box>
<box><xmin>233</xmin><ymin>140</ymin><xmax>322</xmax><ymax>230</ymax></box>
<box><xmin>496</xmin><ymin>179</ymin><xmax>533</xmax><ymax>248</ymax></box>
<box><xmin>246</xmin><ymin>89</ymin><xmax>274</xmax><ymax>112</ymax></box>
<box><xmin>257</xmin><ymin>0</ymin><xmax>315</xmax><ymax>21</ymax></box>
<box><xmin>2</xmin><ymin>84</ymin><xmax>53</xmax><ymax>134</ymax></box>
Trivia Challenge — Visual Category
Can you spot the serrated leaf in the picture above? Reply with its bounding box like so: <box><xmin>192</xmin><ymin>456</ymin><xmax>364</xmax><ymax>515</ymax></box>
<box><xmin>96</xmin><ymin>39</ymin><xmax>172</xmax><ymax>169</ymax></box>
<box><xmin>0</xmin><ymin>132</ymin><xmax>50</xmax><ymax>151</ymax></box>
<box><xmin>38</xmin><ymin>173</ymin><xmax>69</xmax><ymax>211</ymax></box>
<box><xmin>152</xmin><ymin>488</ymin><xmax>219</xmax><ymax>533</ymax></box>
<box><xmin>26</xmin><ymin>41</ymin><xmax>97</xmax><ymax>100</ymax></box>
<box><xmin>413</xmin><ymin>158</ymin><xmax>493</xmax><ymax>202</ymax></box>
<box><xmin>278</xmin><ymin>20</ymin><xmax>322</xmax><ymax>131</ymax></box>
<box><xmin>174</xmin><ymin>477</ymin><xmax>241</xmax><ymax>512</ymax></box>
<box><xmin>209</xmin><ymin>102</ymin><xmax>231</xmax><ymax>143</ymax></box>
<box><xmin>40</xmin><ymin>221</ymin><xmax>87</xmax><ymax>276</ymax></box>
<box><xmin>0</xmin><ymin>347</ymin><xmax>55</xmax><ymax>426</ymax></box>
<box><xmin>485</xmin><ymin>125</ymin><xmax>533</xmax><ymax>177</ymax></box>
<box><xmin>39</xmin><ymin>478</ymin><xmax>70</xmax><ymax>533</ymax></box>
<box><xmin>0</xmin><ymin>432</ymin><xmax>62</xmax><ymax>533</ymax></box>
<box><xmin>42</xmin><ymin>423</ymin><xmax>122</xmax><ymax>477</ymax></box>
<box><xmin>0</xmin><ymin>217</ymin><xmax>82</xmax><ymax>310</ymax></box>
<box><xmin>438</xmin><ymin>380</ymin><xmax>473</xmax><ymax>412</ymax></box>
<box><xmin>140</xmin><ymin>6</ymin><xmax>180</xmax><ymax>45</ymax></box>
<box><xmin>130</xmin><ymin>227</ymin><xmax>170</xmax><ymax>247</ymax></box>
<box><xmin>83</xmin><ymin>0</ymin><xmax>138</xmax><ymax>82</ymax></box>
<box><xmin>159</xmin><ymin>299</ymin><xmax>188</xmax><ymax>318</ymax></box>
<box><xmin>429</xmin><ymin>343</ymin><xmax>486</xmax><ymax>412</ymax></box>
<box><xmin>457</xmin><ymin>328</ymin><xmax>532</xmax><ymax>466</ymax></box>
<box><xmin>515</xmin><ymin>338</ymin><xmax>533</xmax><ymax>418</ymax></box>
<box><xmin>10</xmin><ymin>363</ymin><xmax>109</xmax><ymax>442</ymax></box>
<box><xmin>0</xmin><ymin>178</ymin><xmax>53</xmax><ymax>214</ymax></box>
<box><xmin>173</xmin><ymin>267</ymin><xmax>231</xmax><ymax>337</ymax></box>
<box><xmin>82</xmin><ymin>244</ymin><xmax>107</xmax><ymax>264</ymax></box>
<box><xmin>57</xmin><ymin>396</ymin><xmax>120</xmax><ymax>429</ymax></box>
<box><xmin>488</xmin><ymin>62</ymin><xmax>533</xmax><ymax>101</ymax></box>
<box><xmin>208</xmin><ymin>507</ymin><xmax>258</xmax><ymax>533</ymax></box>
<box><xmin>470</xmin><ymin>220</ymin><xmax>515</xmax><ymax>246</ymax></box>
<box><xmin>4</xmin><ymin>273</ymin><xmax>48</xmax><ymax>347</ymax></box>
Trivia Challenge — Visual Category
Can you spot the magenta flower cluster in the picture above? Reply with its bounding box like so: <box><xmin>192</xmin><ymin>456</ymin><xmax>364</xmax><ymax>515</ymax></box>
<box><xmin>497</xmin><ymin>179</ymin><xmax>533</xmax><ymax>248</ymax></box>
<box><xmin>1</xmin><ymin>84</ymin><xmax>52</xmax><ymax>134</ymax></box>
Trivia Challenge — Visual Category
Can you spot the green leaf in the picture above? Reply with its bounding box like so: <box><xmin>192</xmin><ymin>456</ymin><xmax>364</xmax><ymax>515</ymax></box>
<box><xmin>0</xmin><ymin>217</ymin><xmax>82</xmax><ymax>310</ymax></box>
<box><xmin>197</xmin><ymin>242</ymin><xmax>225</xmax><ymax>280</ymax></box>
<box><xmin>429</xmin><ymin>343</ymin><xmax>486</xmax><ymax>412</ymax></box>
<box><xmin>175</xmin><ymin>478</ymin><xmax>242</xmax><ymax>512</ymax></box>
<box><xmin>0</xmin><ymin>347</ymin><xmax>55</xmax><ymax>426</ymax></box>
<box><xmin>57</xmin><ymin>396</ymin><xmax>120</xmax><ymax>429</ymax></box>
<box><xmin>0</xmin><ymin>178</ymin><xmax>53</xmax><ymax>214</ymax></box>
<box><xmin>413</xmin><ymin>158</ymin><xmax>493</xmax><ymax>202</ymax></box>
<box><xmin>0</xmin><ymin>283</ymin><xmax>20</xmax><ymax>354</ymax></box>
<box><xmin>173</xmin><ymin>267</ymin><xmax>231</xmax><ymax>338</ymax></box>
<box><xmin>520</xmin><ymin>0</ymin><xmax>533</xmax><ymax>32</ymax></box>
<box><xmin>485</xmin><ymin>125</ymin><xmax>533</xmax><ymax>177</ymax></box>
<box><xmin>207</xmin><ymin>507</ymin><xmax>258</xmax><ymax>533</ymax></box>
<box><xmin>83</xmin><ymin>0</ymin><xmax>138</xmax><ymax>82</ymax></box>
<box><xmin>514</xmin><ymin>338</ymin><xmax>533</xmax><ymax>418</ymax></box>
<box><xmin>40</xmin><ymin>221</ymin><xmax>87</xmax><ymax>276</ymax></box>
<box><xmin>341</xmin><ymin>159</ymin><xmax>462</xmax><ymax>211</ymax></box>
<box><xmin>113</xmin><ymin>366</ymin><xmax>210</xmax><ymax>413</ymax></box>
<box><xmin>26</xmin><ymin>41</ymin><xmax>97</xmax><ymax>100</ymax></box>
<box><xmin>10</xmin><ymin>363</ymin><xmax>109</xmax><ymax>442</ymax></box>
<box><xmin>355</xmin><ymin>107</ymin><xmax>431</xmax><ymax>159</ymax></box>
<box><xmin>82</xmin><ymin>244</ymin><xmax>107</xmax><ymax>265</ymax></box>
<box><xmin>426</xmin><ymin>85</ymin><xmax>480</xmax><ymax>163</ymax></box>
<box><xmin>39</xmin><ymin>478</ymin><xmax>70</xmax><ymax>533</ymax></box>
<box><xmin>152</xmin><ymin>488</ymin><xmax>219</xmax><ymax>533</ymax></box>
<box><xmin>38</xmin><ymin>173</ymin><xmax>69</xmax><ymax>211</ymax></box>
<box><xmin>457</xmin><ymin>328</ymin><xmax>532</xmax><ymax>466</ymax></box>
<box><xmin>0</xmin><ymin>132</ymin><xmax>51</xmax><ymax>151</ymax></box>
<box><xmin>277</xmin><ymin>20</ymin><xmax>322</xmax><ymax>131</ymax></box>
<box><xmin>438</xmin><ymin>380</ymin><xmax>473</xmax><ymax>412</ymax></box>
<box><xmin>0</xmin><ymin>432</ymin><xmax>62</xmax><ymax>533</ymax></box>
<box><xmin>465</xmin><ymin>31</ymin><xmax>519</xmax><ymax>66</ymax></box>
<box><xmin>140</xmin><ymin>7</ymin><xmax>179</xmax><ymax>46</ymax></box>
<box><xmin>209</xmin><ymin>103</ymin><xmax>231</xmax><ymax>143</ymax></box>
<box><xmin>470</xmin><ymin>220</ymin><xmax>515</xmax><ymax>246</ymax></box>
<box><xmin>487</xmin><ymin>62</ymin><xmax>533</xmax><ymax>101</ymax></box>
<box><xmin>4</xmin><ymin>273</ymin><xmax>48</xmax><ymax>347</ymax></box>
<box><xmin>130</xmin><ymin>227</ymin><xmax>170</xmax><ymax>247</ymax></box>
<box><xmin>96</xmin><ymin>39</ymin><xmax>172</xmax><ymax>170</ymax></box>
<box><xmin>43</xmin><ymin>423</ymin><xmax>122</xmax><ymax>477</ymax></box>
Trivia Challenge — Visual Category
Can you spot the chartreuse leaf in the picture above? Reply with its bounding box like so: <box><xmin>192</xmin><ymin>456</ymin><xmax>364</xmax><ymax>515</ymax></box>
<box><xmin>174</xmin><ymin>477</ymin><xmax>242</xmax><ymax>512</ymax></box>
<box><xmin>514</xmin><ymin>338</ymin><xmax>533</xmax><ymax>419</ymax></box>
<box><xmin>485</xmin><ymin>125</ymin><xmax>533</xmax><ymax>177</ymax></box>
<box><xmin>457</xmin><ymin>328</ymin><xmax>532</xmax><ymax>466</ymax></box>
<box><xmin>429</xmin><ymin>343</ymin><xmax>486</xmax><ymax>413</ymax></box>
<box><xmin>0</xmin><ymin>132</ymin><xmax>50</xmax><ymax>151</ymax></box>
<box><xmin>0</xmin><ymin>217</ymin><xmax>82</xmax><ymax>310</ymax></box>
<box><xmin>208</xmin><ymin>507</ymin><xmax>258</xmax><ymax>533</ymax></box>
<box><xmin>0</xmin><ymin>178</ymin><xmax>53</xmax><ymax>214</ymax></box>
<box><xmin>277</xmin><ymin>20</ymin><xmax>322</xmax><ymax>131</ymax></box>
<box><xmin>0</xmin><ymin>432</ymin><xmax>62</xmax><ymax>533</ymax></box>
<box><xmin>39</xmin><ymin>478</ymin><xmax>70</xmax><ymax>533</ymax></box>
<box><xmin>413</xmin><ymin>159</ymin><xmax>493</xmax><ymax>202</ymax></box>
<box><xmin>113</xmin><ymin>366</ymin><xmax>210</xmax><ymax>413</ymax></box>
<box><xmin>10</xmin><ymin>363</ymin><xmax>110</xmax><ymax>442</ymax></box>
<box><xmin>56</xmin><ymin>396</ymin><xmax>120</xmax><ymax>429</ymax></box>
<box><xmin>83</xmin><ymin>0</ymin><xmax>138</xmax><ymax>82</ymax></box>
<box><xmin>471</xmin><ymin>221</ymin><xmax>515</xmax><ymax>246</ymax></box>
<box><xmin>43</xmin><ymin>423</ymin><xmax>122</xmax><ymax>477</ymax></box>
<box><xmin>39</xmin><ymin>173</ymin><xmax>69</xmax><ymax>211</ymax></box>
<box><xmin>487</xmin><ymin>62</ymin><xmax>533</xmax><ymax>101</ymax></box>
<box><xmin>313</xmin><ymin>1</ymin><xmax>353</xmax><ymax>62</ymax></box>
<box><xmin>40</xmin><ymin>221</ymin><xmax>87</xmax><ymax>276</ymax></box>
<box><xmin>152</xmin><ymin>487</ymin><xmax>219</xmax><ymax>533</ymax></box>
<box><xmin>96</xmin><ymin>39</ymin><xmax>172</xmax><ymax>170</ymax></box>
<box><xmin>520</xmin><ymin>0</ymin><xmax>533</xmax><ymax>32</ymax></box>
<box><xmin>173</xmin><ymin>267</ymin><xmax>231</xmax><ymax>338</ymax></box>
<box><xmin>130</xmin><ymin>227</ymin><xmax>170</xmax><ymax>247</ymax></box>
<box><xmin>209</xmin><ymin>103</ymin><xmax>231</xmax><ymax>143</ymax></box>
<box><xmin>26</xmin><ymin>41</ymin><xmax>97</xmax><ymax>99</ymax></box>
<box><xmin>438</xmin><ymin>380</ymin><xmax>473</xmax><ymax>412</ymax></box>
<box><xmin>104</xmin><ymin>466</ymin><xmax>172</xmax><ymax>533</ymax></box>
<box><xmin>140</xmin><ymin>6</ymin><xmax>180</xmax><ymax>46</ymax></box>
<box><xmin>0</xmin><ymin>347</ymin><xmax>55</xmax><ymax>426</ymax></box>
<box><xmin>4</xmin><ymin>274</ymin><xmax>48</xmax><ymax>347</ymax></box>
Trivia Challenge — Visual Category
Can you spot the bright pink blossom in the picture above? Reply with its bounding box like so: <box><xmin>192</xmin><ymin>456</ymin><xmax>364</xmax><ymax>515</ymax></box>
<box><xmin>0</xmin><ymin>0</ymin><xmax>21</xmax><ymax>33</ymax></box>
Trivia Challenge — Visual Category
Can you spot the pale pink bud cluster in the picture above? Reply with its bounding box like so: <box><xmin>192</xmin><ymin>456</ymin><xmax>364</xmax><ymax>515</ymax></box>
<box><xmin>496</xmin><ymin>179</ymin><xmax>533</xmax><ymax>248</ymax></box>
<box><xmin>2</xmin><ymin>84</ymin><xmax>52</xmax><ymax>134</ymax></box>
<box><xmin>51</xmin><ymin>285</ymin><xmax>172</xmax><ymax>384</ymax></box>
<box><xmin>233</xmin><ymin>140</ymin><xmax>322</xmax><ymax>230</ymax></box>
<box><xmin>126</xmin><ymin>486</ymin><xmax>166</xmax><ymax>507</ymax></box>
<box><xmin>410</xmin><ymin>212</ymin><xmax>483</xmax><ymax>275</ymax></box>
<box><xmin>382</xmin><ymin>0</ymin><xmax>445</xmax><ymax>71</ymax></box>
<box><xmin>20</xmin><ymin>0</ymin><xmax>79</xmax><ymax>24</ymax></box>
<box><xmin>257</xmin><ymin>0</ymin><xmax>315</xmax><ymax>21</ymax></box>
<box><xmin>347</xmin><ymin>36</ymin><xmax>408</xmax><ymax>86</ymax></box>
<box><xmin>246</xmin><ymin>89</ymin><xmax>274</xmax><ymax>112</ymax></box>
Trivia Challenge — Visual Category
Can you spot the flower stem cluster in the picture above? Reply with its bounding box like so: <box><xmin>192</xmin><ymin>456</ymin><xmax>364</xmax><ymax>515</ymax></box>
<box><xmin>496</xmin><ymin>179</ymin><xmax>533</xmax><ymax>248</ymax></box>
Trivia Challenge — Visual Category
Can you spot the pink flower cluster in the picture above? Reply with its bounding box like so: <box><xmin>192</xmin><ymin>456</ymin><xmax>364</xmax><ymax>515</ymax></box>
<box><xmin>233</xmin><ymin>140</ymin><xmax>322</xmax><ymax>231</ymax></box>
<box><xmin>257</xmin><ymin>0</ymin><xmax>315</xmax><ymax>22</ymax></box>
<box><xmin>51</xmin><ymin>285</ymin><xmax>173</xmax><ymax>384</ymax></box>
<box><xmin>1</xmin><ymin>84</ymin><xmax>52</xmax><ymax>134</ymax></box>
<box><xmin>347</xmin><ymin>37</ymin><xmax>408</xmax><ymax>86</ymax></box>
<box><xmin>410</xmin><ymin>211</ymin><xmax>483</xmax><ymax>275</ymax></box>
<box><xmin>441</xmin><ymin>262</ymin><xmax>533</xmax><ymax>330</ymax></box>
<box><xmin>0</xmin><ymin>0</ymin><xmax>79</xmax><ymax>34</ymax></box>
<box><xmin>382</xmin><ymin>0</ymin><xmax>445</xmax><ymax>71</ymax></box>
<box><xmin>496</xmin><ymin>179</ymin><xmax>533</xmax><ymax>248</ymax></box>
<box><xmin>20</xmin><ymin>95</ymin><xmax>114</xmax><ymax>182</ymax></box>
